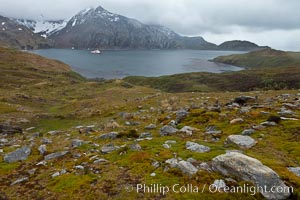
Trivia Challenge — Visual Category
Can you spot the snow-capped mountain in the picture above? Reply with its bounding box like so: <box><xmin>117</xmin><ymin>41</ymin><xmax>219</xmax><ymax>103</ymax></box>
<box><xmin>1</xmin><ymin>5</ymin><xmax>267</xmax><ymax>51</ymax></box>
<box><xmin>14</xmin><ymin>15</ymin><xmax>67</xmax><ymax>38</ymax></box>
<box><xmin>50</xmin><ymin>6</ymin><xmax>216</xmax><ymax>49</ymax></box>
<box><xmin>0</xmin><ymin>15</ymin><xmax>50</xmax><ymax>49</ymax></box>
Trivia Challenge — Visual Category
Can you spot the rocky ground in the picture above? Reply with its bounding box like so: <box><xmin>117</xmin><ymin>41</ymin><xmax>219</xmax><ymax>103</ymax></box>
<box><xmin>0</xmin><ymin>47</ymin><xmax>300</xmax><ymax>199</ymax></box>
<box><xmin>1</xmin><ymin>87</ymin><xmax>300</xmax><ymax>199</ymax></box>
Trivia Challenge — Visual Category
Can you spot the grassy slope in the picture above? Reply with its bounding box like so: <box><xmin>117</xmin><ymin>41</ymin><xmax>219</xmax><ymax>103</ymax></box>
<box><xmin>125</xmin><ymin>67</ymin><xmax>300</xmax><ymax>92</ymax></box>
<box><xmin>212</xmin><ymin>48</ymin><xmax>300</xmax><ymax>68</ymax></box>
<box><xmin>125</xmin><ymin>49</ymin><xmax>300</xmax><ymax>92</ymax></box>
<box><xmin>0</xmin><ymin>47</ymin><xmax>299</xmax><ymax>199</ymax></box>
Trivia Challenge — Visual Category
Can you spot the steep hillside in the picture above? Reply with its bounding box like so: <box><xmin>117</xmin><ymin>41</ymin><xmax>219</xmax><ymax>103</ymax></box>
<box><xmin>0</xmin><ymin>16</ymin><xmax>50</xmax><ymax>49</ymax></box>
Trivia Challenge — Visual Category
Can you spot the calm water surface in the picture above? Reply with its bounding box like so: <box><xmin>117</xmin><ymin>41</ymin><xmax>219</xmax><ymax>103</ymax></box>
<box><xmin>32</xmin><ymin>49</ymin><xmax>245</xmax><ymax>79</ymax></box>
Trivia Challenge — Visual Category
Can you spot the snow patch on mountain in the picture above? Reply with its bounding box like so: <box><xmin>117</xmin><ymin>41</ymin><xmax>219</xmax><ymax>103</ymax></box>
<box><xmin>69</xmin><ymin>6</ymin><xmax>121</xmax><ymax>26</ymax></box>
<box><xmin>72</xmin><ymin>18</ymin><xmax>77</xmax><ymax>27</ymax></box>
<box><xmin>15</xmin><ymin>17</ymin><xmax>67</xmax><ymax>37</ymax></box>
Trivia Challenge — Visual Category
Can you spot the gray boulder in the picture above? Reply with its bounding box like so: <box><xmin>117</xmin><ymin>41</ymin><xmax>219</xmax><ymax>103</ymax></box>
<box><xmin>205</xmin><ymin>126</ymin><xmax>222</xmax><ymax>135</ymax></box>
<box><xmin>38</xmin><ymin>144</ymin><xmax>47</xmax><ymax>155</ymax></box>
<box><xmin>101</xmin><ymin>144</ymin><xmax>118</xmax><ymax>153</ymax></box>
<box><xmin>11</xmin><ymin>177</ymin><xmax>28</xmax><ymax>186</ymax></box>
<box><xmin>212</xmin><ymin>152</ymin><xmax>291</xmax><ymax>200</ymax></box>
<box><xmin>41</xmin><ymin>138</ymin><xmax>52</xmax><ymax>144</ymax></box>
<box><xmin>165</xmin><ymin>158</ymin><xmax>179</xmax><ymax>168</ymax></box>
<box><xmin>261</xmin><ymin>121</ymin><xmax>277</xmax><ymax>126</ymax></box>
<box><xmin>165</xmin><ymin>158</ymin><xmax>198</xmax><ymax>176</ymax></box>
<box><xmin>207</xmin><ymin>106</ymin><xmax>221</xmax><ymax>113</ymax></box>
<box><xmin>282</xmin><ymin>103</ymin><xmax>299</xmax><ymax>110</ymax></box>
<box><xmin>139</xmin><ymin>132</ymin><xmax>152</xmax><ymax>138</ymax></box>
<box><xmin>212</xmin><ymin>179</ymin><xmax>226</xmax><ymax>190</ymax></box>
<box><xmin>145</xmin><ymin>124</ymin><xmax>156</xmax><ymax>130</ymax></box>
<box><xmin>239</xmin><ymin>107</ymin><xmax>251</xmax><ymax>113</ymax></box>
<box><xmin>225</xmin><ymin>135</ymin><xmax>257</xmax><ymax>149</ymax></box>
<box><xmin>4</xmin><ymin>146</ymin><xmax>31</xmax><ymax>163</ymax></box>
<box><xmin>165</xmin><ymin>140</ymin><xmax>177</xmax><ymax>144</ymax></box>
<box><xmin>44</xmin><ymin>151</ymin><xmax>69</xmax><ymax>161</ymax></box>
<box><xmin>71</xmin><ymin>139</ymin><xmax>85</xmax><ymax>148</ymax></box>
<box><xmin>230</xmin><ymin>118</ymin><xmax>244</xmax><ymax>124</ymax></box>
<box><xmin>186</xmin><ymin>141</ymin><xmax>210</xmax><ymax>153</ymax></box>
<box><xmin>242</xmin><ymin>129</ymin><xmax>256</xmax><ymax>136</ymax></box>
<box><xmin>160</xmin><ymin>125</ymin><xmax>178</xmax><ymax>136</ymax></box>
<box><xmin>99</xmin><ymin>132</ymin><xmax>119</xmax><ymax>140</ymax></box>
<box><xmin>130</xmin><ymin>143</ymin><xmax>142</xmax><ymax>151</ymax></box>
<box><xmin>278</xmin><ymin>108</ymin><xmax>296</xmax><ymax>117</ymax></box>
<box><xmin>93</xmin><ymin>158</ymin><xmax>109</xmax><ymax>164</ymax></box>
<box><xmin>176</xmin><ymin>110</ymin><xmax>189</xmax><ymax>123</ymax></box>
<box><xmin>288</xmin><ymin>167</ymin><xmax>300</xmax><ymax>177</ymax></box>
<box><xmin>0</xmin><ymin>138</ymin><xmax>8</xmax><ymax>143</ymax></box>
<box><xmin>177</xmin><ymin>161</ymin><xmax>198</xmax><ymax>176</ymax></box>
<box><xmin>180</xmin><ymin>126</ymin><xmax>199</xmax><ymax>135</ymax></box>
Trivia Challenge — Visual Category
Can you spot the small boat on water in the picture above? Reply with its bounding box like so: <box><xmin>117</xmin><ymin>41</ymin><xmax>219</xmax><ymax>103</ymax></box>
<box><xmin>91</xmin><ymin>49</ymin><xmax>101</xmax><ymax>54</ymax></box>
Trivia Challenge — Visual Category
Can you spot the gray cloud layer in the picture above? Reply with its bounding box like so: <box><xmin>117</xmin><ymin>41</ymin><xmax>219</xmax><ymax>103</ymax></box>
<box><xmin>0</xmin><ymin>0</ymin><xmax>299</xmax><ymax>50</ymax></box>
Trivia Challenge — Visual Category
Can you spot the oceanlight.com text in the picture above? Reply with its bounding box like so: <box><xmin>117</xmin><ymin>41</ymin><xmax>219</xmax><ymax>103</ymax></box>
<box><xmin>124</xmin><ymin>183</ymin><xmax>293</xmax><ymax>196</ymax></box>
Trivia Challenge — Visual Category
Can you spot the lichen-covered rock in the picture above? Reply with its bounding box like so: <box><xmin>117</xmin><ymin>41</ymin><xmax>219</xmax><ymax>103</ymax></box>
<box><xmin>225</xmin><ymin>135</ymin><xmax>257</xmax><ymax>149</ymax></box>
<box><xmin>230</xmin><ymin>118</ymin><xmax>244</xmax><ymax>124</ymax></box>
<box><xmin>99</xmin><ymin>132</ymin><xmax>119</xmax><ymax>140</ymax></box>
<box><xmin>177</xmin><ymin>161</ymin><xmax>198</xmax><ymax>176</ymax></box>
<box><xmin>71</xmin><ymin>139</ymin><xmax>85</xmax><ymax>148</ymax></box>
<box><xmin>241</xmin><ymin>129</ymin><xmax>256</xmax><ymax>136</ymax></box>
<box><xmin>212</xmin><ymin>152</ymin><xmax>291</xmax><ymax>200</ymax></box>
<box><xmin>10</xmin><ymin>177</ymin><xmax>28</xmax><ymax>186</ymax></box>
<box><xmin>180</xmin><ymin>126</ymin><xmax>199</xmax><ymax>135</ymax></box>
<box><xmin>4</xmin><ymin>146</ymin><xmax>31</xmax><ymax>163</ymax></box>
<box><xmin>44</xmin><ymin>151</ymin><xmax>69</xmax><ymax>161</ymax></box>
<box><xmin>130</xmin><ymin>143</ymin><xmax>142</xmax><ymax>151</ymax></box>
<box><xmin>186</xmin><ymin>141</ymin><xmax>210</xmax><ymax>153</ymax></box>
<box><xmin>165</xmin><ymin>158</ymin><xmax>179</xmax><ymax>168</ymax></box>
<box><xmin>205</xmin><ymin>126</ymin><xmax>222</xmax><ymax>135</ymax></box>
<box><xmin>175</xmin><ymin>110</ymin><xmax>189</xmax><ymax>123</ymax></box>
<box><xmin>101</xmin><ymin>144</ymin><xmax>118</xmax><ymax>153</ymax></box>
<box><xmin>145</xmin><ymin>124</ymin><xmax>156</xmax><ymax>130</ymax></box>
<box><xmin>38</xmin><ymin>144</ymin><xmax>47</xmax><ymax>155</ymax></box>
<box><xmin>139</xmin><ymin>132</ymin><xmax>152</xmax><ymax>138</ymax></box>
<box><xmin>288</xmin><ymin>167</ymin><xmax>300</xmax><ymax>177</ymax></box>
<box><xmin>160</xmin><ymin>125</ymin><xmax>178</xmax><ymax>136</ymax></box>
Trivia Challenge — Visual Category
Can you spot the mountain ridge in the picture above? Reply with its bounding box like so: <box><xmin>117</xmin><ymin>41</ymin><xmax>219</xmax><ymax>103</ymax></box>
<box><xmin>3</xmin><ymin>6</ymin><xmax>268</xmax><ymax>50</ymax></box>
<box><xmin>49</xmin><ymin>6</ymin><xmax>216</xmax><ymax>50</ymax></box>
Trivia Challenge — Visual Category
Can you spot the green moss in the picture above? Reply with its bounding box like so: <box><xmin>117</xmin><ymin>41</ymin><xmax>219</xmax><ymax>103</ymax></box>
<box><xmin>0</xmin><ymin>162</ymin><xmax>20</xmax><ymax>175</ymax></box>
<box><xmin>48</xmin><ymin>174</ymin><xmax>97</xmax><ymax>193</ymax></box>
<box><xmin>0</xmin><ymin>102</ymin><xmax>18</xmax><ymax>114</ymax></box>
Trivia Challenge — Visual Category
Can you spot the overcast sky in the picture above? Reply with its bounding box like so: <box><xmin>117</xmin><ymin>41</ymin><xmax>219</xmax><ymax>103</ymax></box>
<box><xmin>0</xmin><ymin>0</ymin><xmax>299</xmax><ymax>51</ymax></box>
